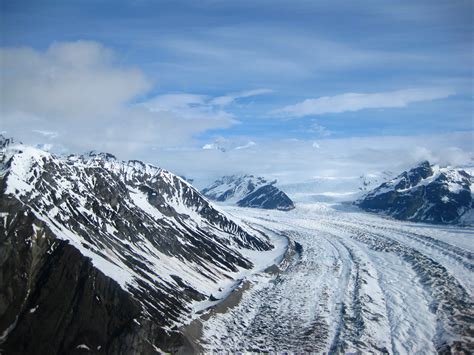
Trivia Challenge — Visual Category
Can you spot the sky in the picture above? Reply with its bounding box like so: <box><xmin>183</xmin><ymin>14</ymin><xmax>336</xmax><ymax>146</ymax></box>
<box><xmin>1</xmin><ymin>0</ymin><xmax>473</xmax><ymax>184</ymax></box>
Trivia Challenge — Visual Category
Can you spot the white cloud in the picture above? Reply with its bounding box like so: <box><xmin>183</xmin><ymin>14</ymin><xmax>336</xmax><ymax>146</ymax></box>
<box><xmin>0</xmin><ymin>41</ymin><xmax>241</xmax><ymax>158</ymax></box>
<box><xmin>211</xmin><ymin>88</ymin><xmax>273</xmax><ymax>106</ymax></box>
<box><xmin>200</xmin><ymin>136</ymin><xmax>258</xmax><ymax>153</ymax></box>
<box><xmin>309</xmin><ymin>121</ymin><xmax>331</xmax><ymax>137</ymax></box>
<box><xmin>154</xmin><ymin>132</ymin><xmax>473</xmax><ymax>187</ymax></box>
<box><xmin>1</xmin><ymin>41</ymin><xmax>150</xmax><ymax>119</ymax></box>
<box><xmin>272</xmin><ymin>88</ymin><xmax>455</xmax><ymax>118</ymax></box>
<box><xmin>32</xmin><ymin>130</ymin><xmax>58</xmax><ymax>139</ymax></box>
<box><xmin>235</xmin><ymin>141</ymin><xmax>257</xmax><ymax>150</ymax></box>
<box><xmin>142</xmin><ymin>93</ymin><xmax>237</xmax><ymax>123</ymax></box>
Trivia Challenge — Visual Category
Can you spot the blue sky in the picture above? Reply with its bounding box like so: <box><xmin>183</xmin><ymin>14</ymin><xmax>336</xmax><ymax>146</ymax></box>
<box><xmin>1</xmin><ymin>0</ymin><xmax>473</xmax><ymax>181</ymax></box>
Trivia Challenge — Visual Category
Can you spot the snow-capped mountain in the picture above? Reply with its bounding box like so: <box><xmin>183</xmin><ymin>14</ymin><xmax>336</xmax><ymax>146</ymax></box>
<box><xmin>202</xmin><ymin>174</ymin><xmax>271</xmax><ymax>203</ymax></box>
<box><xmin>237</xmin><ymin>184</ymin><xmax>295</xmax><ymax>211</ymax></box>
<box><xmin>356</xmin><ymin>161</ymin><xmax>473</xmax><ymax>224</ymax></box>
<box><xmin>202</xmin><ymin>175</ymin><xmax>295</xmax><ymax>210</ymax></box>
<box><xmin>0</xmin><ymin>137</ymin><xmax>274</xmax><ymax>353</ymax></box>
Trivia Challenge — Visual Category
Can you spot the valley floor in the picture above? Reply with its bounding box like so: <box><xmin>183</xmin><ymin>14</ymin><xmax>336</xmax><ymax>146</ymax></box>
<box><xmin>198</xmin><ymin>203</ymin><xmax>474</xmax><ymax>353</ymax></box>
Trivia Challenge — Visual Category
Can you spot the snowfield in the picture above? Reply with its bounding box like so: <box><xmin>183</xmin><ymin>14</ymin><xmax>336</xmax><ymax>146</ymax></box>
<box><xmin>199</xmin><ymin>202</ymin><xmax>474</xmax><ymax>353</ymax></box>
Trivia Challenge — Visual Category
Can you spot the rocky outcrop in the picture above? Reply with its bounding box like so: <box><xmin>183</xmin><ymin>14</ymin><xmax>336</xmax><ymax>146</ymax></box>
<box><xmin>356</xmin><ymin>161</ymin><xmax>473</xmax><ymax>224</ymax></box>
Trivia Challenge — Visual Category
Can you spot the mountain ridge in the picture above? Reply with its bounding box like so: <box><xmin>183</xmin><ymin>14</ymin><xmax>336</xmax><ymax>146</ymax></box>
<box><xmin>0</xmin><ymin>139</ymin><xmax>278</xmax><ymax>353</ymax></box>
<box><xmin>356</xmin><ymin>161</ymin><xmax>473</xmax><ymax>224</ymax></box>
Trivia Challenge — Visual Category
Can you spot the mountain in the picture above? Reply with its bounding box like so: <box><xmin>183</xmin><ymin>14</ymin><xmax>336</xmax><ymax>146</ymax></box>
<box><xmin>0</xmin><ymin>138</ymin><xmax>273</xmax><ymax>354</ymax></box>
<box><xmin>237</xmin><ymin>184</ymin><xmax>295</xmax><ymax>211</ymax></box>
<box><xmin>202</xmin><ymin>175</ymin><xmax>295</xmax><ymax>211</ymax></box>
<box><xmin>202</xmin><ymin>174</ymin><xmax>271</xmax><ymax>203</ymax></box>
<box><xmin>356</xmin><ymin>161</ymin><xmax>473</xmax><ymax>224</ymax></box>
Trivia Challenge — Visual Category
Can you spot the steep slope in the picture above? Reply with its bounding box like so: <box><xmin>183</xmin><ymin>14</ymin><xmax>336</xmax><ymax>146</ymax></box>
<box><xmin>202</xmin><ymin>175</ymin><xmax>295</xmax><ymax>210</ymax></box>
<box><xmin>356</xmin><ymin>161</ymin><xmax>472</xmax><ymax>224</ymax></box>
<box><xmin>237</xmin><ymin>185</ymin><xmax>295</xmax><ymax>211</ymax></box>
<box><xmin>0</xmin><ymin>140</ymin><xmax>273</xmax><ymax>353</ymax></box>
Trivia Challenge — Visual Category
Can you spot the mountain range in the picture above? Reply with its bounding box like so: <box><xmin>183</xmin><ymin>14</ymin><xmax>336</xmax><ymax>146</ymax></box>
<box><xmin>1</xmin><ymin>136</ymin><xmax>472</xmax><ymax>354</ymax></box>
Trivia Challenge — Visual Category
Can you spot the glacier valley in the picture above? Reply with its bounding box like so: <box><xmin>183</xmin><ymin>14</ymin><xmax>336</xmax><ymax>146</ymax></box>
<box><xmin>198</xmin><ymin>202</ymin><xmax>473</xmax><ymax>353</ymax></box>
<box><xmin>0</xmin><ymin>139</ymin><xmax>472</xmax><ymax>354</ymax></box>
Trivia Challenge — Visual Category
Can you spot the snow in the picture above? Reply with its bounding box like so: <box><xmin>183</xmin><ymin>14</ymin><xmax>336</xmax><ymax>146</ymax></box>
<box><xmin>3</xmin><ymin>142</ymin><xmax>472</xmax><ymax>352</ymax></box>
<box><xmin>75</xmin><ymin>344</ymin><xmax>91</xmax><ymax>350</ymax></box>
<box><xmin>4</xmin><ymin>145</ymin><xmax>50</xmax><ymax>196</ymax></box>
<box><xmin>128</xmin><ymin>188</ymin><xmax>165</xmax><ymax>221</ymax></box>
<box><xmin>190</xmin><ymin>221</ymin><xmax>288</xmax><ymax>315</ymax></box>
<box><xmin>200</xmin><ymin>202</ymin><xmax>473</xmax><ymax>353</ymax></box>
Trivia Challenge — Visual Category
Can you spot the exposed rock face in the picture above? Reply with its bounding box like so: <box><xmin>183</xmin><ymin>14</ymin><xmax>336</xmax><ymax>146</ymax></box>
<box><xmin>0</xmin><ymin>139</ymin><xmax>272</xmax><ymax>353</ymax></box>
<box><xmin>357</xmin><ymin>161</ymin><xmax>473</xmax><ymax>224</ymax></box>
<box><xmin>202</xmin><ymin>175</ymin><xmax>295</xmax><ymax>211</ymax></box>
<box><xmin>237</xmin><ymin>185</ymin><xmax>295</xmax><ymax>211</ymax></box>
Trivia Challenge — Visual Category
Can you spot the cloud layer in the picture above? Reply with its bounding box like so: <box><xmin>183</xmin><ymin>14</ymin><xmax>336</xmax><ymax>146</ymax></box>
<box><xmin>160</xmin><ymin>131</ymin><xmax>473</xmax><ymax>187</ymax></box>
<box><xmin>1</xmin><ymin>40</ymin><xmax>471</xmax><ymax>185</ymax></box>
<box><xmin>273</xmin><ymin>88</ymin><xmax>455</xmax><ymax>118</ymax></box>
<box><xmin>1</xmin><ymin>41</ymin><xmax>150</xmax><ymax>119</ymax></box>
<box><xmin>0</xmin><ymin>41</ymin><xmax>262</xmax><ymax>158</ymax></box>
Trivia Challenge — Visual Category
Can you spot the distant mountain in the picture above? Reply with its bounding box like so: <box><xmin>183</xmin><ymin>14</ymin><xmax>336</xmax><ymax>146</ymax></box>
<box><xmin>202</xmin><ymin>174</ymin><xmax>270</xmax><ymax>203</ymax></box>
<box><xmin>202</xmin><ymin>174</ymin><xmax>295</xmax><ymax>211</ymax></box>
<box><xmin>356</xmin><ymin>161</ymin><xmax>473</xmax><ymax>224</ymax></box>
<box><xmin>237</xmin><ymin>184</ymin><xmax>295</xmax><ymax>211</ymax></box>
<box><xmin>0</xmin><ymin>138</ymin><xmax>272</xmax><ymax>353</ymax></box>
